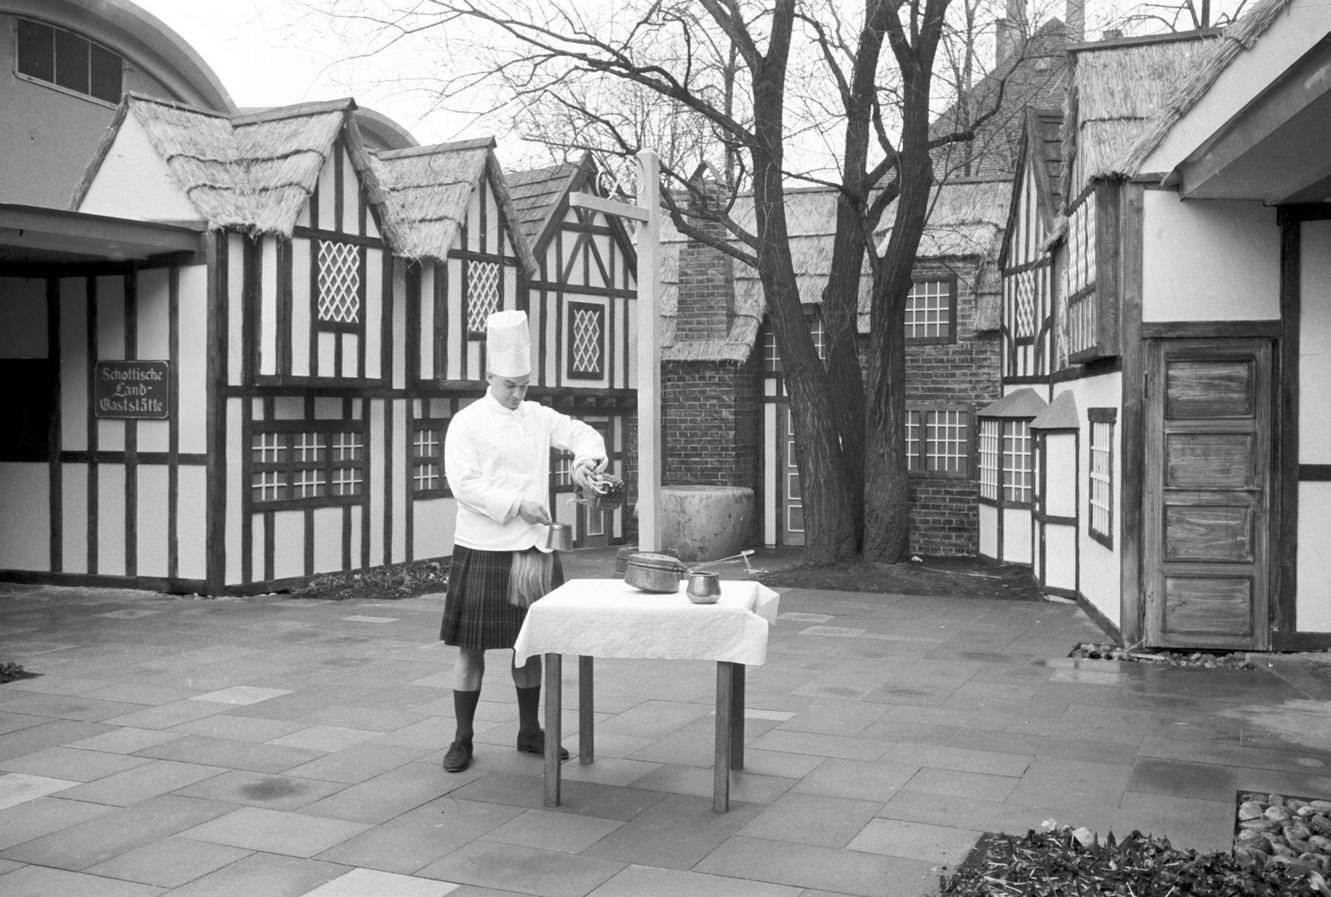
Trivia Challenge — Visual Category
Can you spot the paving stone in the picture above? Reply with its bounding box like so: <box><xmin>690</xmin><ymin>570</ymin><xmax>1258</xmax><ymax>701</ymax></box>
<box><xmin>151</xmin><ymin>852</ymin><xmax>348</xmax><ymax>897</ymax></box>
<box><xmin>133</xmin><ymin>735</ymin><xmax>324</xmax><ymax>774</ymax></box>
<box><xmin>628</xmin><ymin>764</ymin><xmax>794</xmax><ymax>805</ymax></box>
<box><xmin>0</xmin><ymin>693</ymin><xmax>141</xmax><ymax>724</ymax></box>
<box><xmin>1</xmin><ymin>794</ymin><xmax>233</xmax><ymax>870</ymax></box>
<box><xmin>301</xmin><ymin>867</ymin><xmax>459</xmax><ymax>897</ymax></box>
<box><xmin>0</xmin><ymin>712</ymin><xmax>50</xmax><ymax>735</ymax></box>
<box><xmin>483</xmin><ymin>808</ymin><xmax>623</xmax><ymax>853</ymax></box>
<box><xmin>175</xmin><ymin>770</ymin><xmax>349</xmax><ymax>811</ymax></box>
<box><xmin>696</xmin><ymin>835</ymin><xmax>937</xmax><ymax>897</ymax></box>
<box><xmin>792</xmin><ymin>759</ymin><xmax>917</xmax><ymax>801</ymax></box>
<box><xmin>416</xmin><ymin>840</ymin><xmax>623</xmax><ymax>897</ymax></box>
<box><xmin>0</xmin><ymin>796</ymin><xmax>115</xmax><ymax>851</ymax></box>
<box><xmin>879</xmin><ymin>743</ymin><xmax>1030</xmax><ymax>778</ymax></box>
<box><xmin>1126</xmin><ymin>758</ymin><xmax>1238</xmax><ymax>802</ymax></box>
<box><xmin>59</xmin><ymin>760</ymin><xmax>225</xmax><ymax>806</ymax></box>
<box><xmin>189</xmin><ymin>686</ymin><xmax>292</xmax><ymax>706</ymax></box>
<box><xmin>168</xmin><ymin>714</ymin><xmax>308</xmax><ymax>744</ymax></box>
<box><xmin>300</xmin><ymin>761</ymin><xmax>456</xmax><ymax>823</ymax></box>
<box><xmin>740</xmin><ymin>793</ymin><xmax>884</xmax><ymax>849</ymax></box>
<box><xmin>903</xmin><ymin>767</ymin><xmax>1019</xmax><ymax>803</ymax></box>
<box><xmin>178</xmin><ymin>806</ymin><xmax>371</xmax><ymax>857</ymax></box>
<box><xmin>65</xmin><ymin>728</ymin><xmax>183</xmax><ymax>755</ymax></box>
<box><xmin>0</xmin><ymin>720</ymin><xmax>112</xmax><ymax>762</ymax></box>
<box><xmin>282</xmin><ymin>743</ymin><xmax>425</xmax><ymax>784</ymax></box>
<box><xmin>1007</xmin><ymin>757</ymin><xmax>1134</xmax><ymax>806</ymax></box>
<box><xmin>846</xmin><ymin>818</ymin><xmax>981</xmax><ymax>864</ymax></box>
<box><xmin>588</xmin><ymin>864</ymin><xmax>803</xmax><ymax>897</ymax></box>
<box><xmin>0</xmin><ymin>772</ymin><xmax>78</xmax><ymax>810</ymax></box>
<box><xmin>0</xmin><ymin>864</ymin><xmax>165</xmax><ymax>897</ymax></box>
<box><xmin>102</xmin><ymin>701</ymin><xmax>232</xmax><ymax>730</ymax></box>
<box><xmin>1112</xmin><ymin>793</ymin><xmax>1235</xmax><ymax>854</ymax></box>
<box><xmin>583</xmin><ymin>793</ymin><xmax>762</xmax><ymax>869</ymax></box>
<box><xmin>84</xmin><ymin>836</ymin><xmax>253</xmax><ymax>887</ymax></box>
<box><xmin>748</xmin><ymin>729</ymin><xmax>885</xmax><ymax>762</ymax></box>
<box><xmin>0</xmin><ymin>746</ymin><xmax>151</xmax><ymax>782</ymax></box>
<box><xmin>315</xmin><ymin>798</ymin><xmax>520</xmax><ymax>874</ymax></box>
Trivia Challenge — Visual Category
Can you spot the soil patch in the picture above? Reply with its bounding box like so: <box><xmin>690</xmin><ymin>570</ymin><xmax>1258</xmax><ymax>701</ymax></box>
<box><xmin>756</xmin><ymin>555</ymin><xmax>1043</xmax><ymax>601</ymax></box>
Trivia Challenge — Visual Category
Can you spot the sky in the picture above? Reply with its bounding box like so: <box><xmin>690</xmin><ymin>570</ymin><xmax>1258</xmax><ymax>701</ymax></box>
<box><xmin>130</xmin><ymin>0</ymin><xmax>492</xmax><ymax>147</ymax></box>
<box><xmin>130</xmin><ymin>0</ymin><xmax>1256</xmax><ymax>161</ymax></box>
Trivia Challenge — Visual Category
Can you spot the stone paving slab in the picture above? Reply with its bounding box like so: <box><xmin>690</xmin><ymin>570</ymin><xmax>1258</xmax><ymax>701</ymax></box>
<box><xmin>3</xmin><ymin>561</ymin><xmax>1331</xmax><ymax>896</ymax></box>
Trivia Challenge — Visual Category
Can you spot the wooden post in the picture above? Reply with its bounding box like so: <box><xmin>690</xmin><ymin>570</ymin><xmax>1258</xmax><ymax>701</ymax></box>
<box><xmin>569</xmin><ymin>150</ymin><xmax>662</xmax><ymax>551</ymax></box>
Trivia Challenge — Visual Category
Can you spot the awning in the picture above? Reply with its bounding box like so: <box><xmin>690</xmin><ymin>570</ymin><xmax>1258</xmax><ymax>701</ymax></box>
<box><xmin>0</xmin><ymin>204</ymin><xmax>204</xmax><ymax>266</ymax></box>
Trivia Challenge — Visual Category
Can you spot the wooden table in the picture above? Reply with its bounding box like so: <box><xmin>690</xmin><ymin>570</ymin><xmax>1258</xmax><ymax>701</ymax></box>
<box><xmin>513</xmin><ymin>578</ymin><xmax>780</xmax><ymax>812</ymax></box>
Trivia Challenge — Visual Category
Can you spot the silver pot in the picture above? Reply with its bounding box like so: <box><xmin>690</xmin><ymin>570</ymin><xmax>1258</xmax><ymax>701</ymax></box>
<box><xmin>542</xmin><ymin>523</ymin><xmax>573</xmax><ymax>552</ymax></box>
<box><xmin>624</xmin><ymin>552</ymin><xmax>685</xmax><ymax>592</ymax></box>
<box><xmin>685</xmin><ymin>570</ymin><xmax>721</xmax><ymax>604</ymax></box>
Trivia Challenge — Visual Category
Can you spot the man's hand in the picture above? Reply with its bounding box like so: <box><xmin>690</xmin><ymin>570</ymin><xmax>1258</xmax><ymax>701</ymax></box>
<box><xmin>571</xmin><ymin>458</ymin><xmax>607</xmax><ymax>491</ymax></box>
<box><xmin>517</xmin><ymin>500</ymin><xmax>551</xmax><ymax>525</ymax></box>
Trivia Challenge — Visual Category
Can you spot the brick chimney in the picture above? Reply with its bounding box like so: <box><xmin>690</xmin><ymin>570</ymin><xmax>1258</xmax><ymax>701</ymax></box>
<box><xmin>996</xmin><ymin>0</ymin><xmax>1028</xmax><ymax>68</ymax></box>
<box><xmin>1066</xmin><ymin>0</ymin><xmax>1085</xmax><ymax>42</ymax></box>
<box><xmin>674</xmin><ymin>177</ymin><xmax>735</xmax><ymax>343</ymax></box>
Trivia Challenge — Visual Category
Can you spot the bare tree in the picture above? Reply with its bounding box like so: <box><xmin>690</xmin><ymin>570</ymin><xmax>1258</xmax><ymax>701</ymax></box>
<box><xmin>317</xmin><ymin>0</ymin><xmax>1045</xmax><ymax>564</ymax></box>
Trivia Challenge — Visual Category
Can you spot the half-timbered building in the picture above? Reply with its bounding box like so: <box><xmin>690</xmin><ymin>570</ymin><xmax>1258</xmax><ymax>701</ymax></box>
<box><xmin>0</xmin><ymin>93</ymin><xmax>634</xmax><ymax>593</ymax></box>
<box><xmin>996</xmin><ymin>0</ymin><xmax>1331</xmax><ymax>650</ymax></box>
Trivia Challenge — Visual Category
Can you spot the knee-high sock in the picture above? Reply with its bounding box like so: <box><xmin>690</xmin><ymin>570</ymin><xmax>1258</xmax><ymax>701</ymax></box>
<box><xmin>516</xmin><ymin>685</ymin><xmax>541</xmax><ymax>735</ymax></box>
<box><xmin>453</xmin><ymin>689</ymin><xmax>480</xmax><ymax>742</ymax></box>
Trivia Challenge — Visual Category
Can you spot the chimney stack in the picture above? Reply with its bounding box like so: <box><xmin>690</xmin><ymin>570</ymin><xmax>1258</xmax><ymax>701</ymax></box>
<box><xmin>996</xmin><ymin>0</ymin><xmax>1028</xmax><ymax>68</ymax></box>
<box><xmin>1066</xmin><ymin>0</ymin><xmax>1085</xmax><ymax>42</ymax></box>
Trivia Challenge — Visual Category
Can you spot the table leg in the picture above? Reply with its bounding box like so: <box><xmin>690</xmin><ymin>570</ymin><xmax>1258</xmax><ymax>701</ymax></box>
<box><xmin>714</xmin><ymin>661</ymin><xmax>733</xmax><ymax>813</ymax></box>
<box><xmin>543</xmin><ymin>653</ymin><xmax>561</xmax><ymax>808</ymax></box>
<box><xmin>578</xmin><ymin>656</ymin><xmax>594</xmax><ymax>765</ymax></box>
<box><xmin>730</xmin><ymin>663</ymin><xmax>745</xmax><ymax>771</ymax></box>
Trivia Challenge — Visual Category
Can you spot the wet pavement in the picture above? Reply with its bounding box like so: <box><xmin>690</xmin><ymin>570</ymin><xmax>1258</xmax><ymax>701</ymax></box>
<box><xmin>1</xmin><ymin>549</ymin><xmax>1330</xmax><ymax>896</ymax></box>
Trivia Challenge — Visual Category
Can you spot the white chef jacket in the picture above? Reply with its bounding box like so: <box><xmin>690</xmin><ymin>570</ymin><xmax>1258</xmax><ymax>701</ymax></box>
<box><xmin>445</xmin><ymin>393</ymin><xmax>606</xmax><ymax>551</ymax></box>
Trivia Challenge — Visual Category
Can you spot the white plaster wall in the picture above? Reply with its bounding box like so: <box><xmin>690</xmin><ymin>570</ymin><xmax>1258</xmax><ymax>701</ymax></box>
<box><xmin>1002</xmin><ymin>508</ymin><xmax>1032</xmax><ymax>564</ymax></box>
<box><xmin>979</xmin><ymin>503</ymin><xmax>999</xmax><ymax>559</ymax></box>
<box><xmin>0</xmin><ymin>464</ymin><xmax>48</xmax><ymax>570</ymax></box>
<box><xmin>1141</xmin><ymin>192</ymin><xmax>1279</xmax><ymax>323</ymax></box>
<box><xmin>79</xmin><ymin>115</ymin><xmax>200</xmax><ymax>222</ymax></box>
<box><xmin>1043</xmin><ymin>431</ymin><xmax>1078</xmax><ymax>518</ymax></box>
<box><xmin>413</xmin><ymin>498</ymin><xmax>454</xmax><ymax>560</ymax></box>
<box><xmin>1300</xmin><ymin>220</ymin><xmax>1331</xmax><ymax>463</ymax></box>
<box><xmin>1298</xmin><ymin>482</ymin><xmax>1331</xmax><ymax>632</ymax></box>
<box><xmin>137</xmin><ymin>466</ymin><xmax>169</xmax><ymax>578</ymax></box>
<box><xmin>177</xmin><ymin>465</ymin><xmax>207</xmax><ymax>581</ymax></box>
<box><xmin>1055</xmin><ymin>372</ymin><xmax>1122</xmax><ymax>627</ymax></box>
<box><xmin>1044</xmin><ymin>523</ymin><xmax>1078</xmax><ymax>592</ymax></box>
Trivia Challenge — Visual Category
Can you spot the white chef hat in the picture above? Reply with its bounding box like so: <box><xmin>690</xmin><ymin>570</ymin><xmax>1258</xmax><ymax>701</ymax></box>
<box><xmin>485</xmin><ymin>309</ymin><xmax>532</xmax><ymax>378</ymax></box>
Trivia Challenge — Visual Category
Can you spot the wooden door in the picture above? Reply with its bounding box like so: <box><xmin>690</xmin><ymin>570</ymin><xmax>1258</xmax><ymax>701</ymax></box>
<box><xmin>776</xmin><ymin>404</ymin><xmax>805</xmax><ymax>546</ymax></box>
<box><xmin>1144</xmin><ymin>339</ymin><xmax>1272</xmax><ymax>649</ymax></box>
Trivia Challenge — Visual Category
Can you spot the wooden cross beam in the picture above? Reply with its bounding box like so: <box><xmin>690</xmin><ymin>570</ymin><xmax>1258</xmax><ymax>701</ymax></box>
<box><xmin>569</xmin><ymin>150</ymin><xmax>662</xmax><ymax>552</ymax></box>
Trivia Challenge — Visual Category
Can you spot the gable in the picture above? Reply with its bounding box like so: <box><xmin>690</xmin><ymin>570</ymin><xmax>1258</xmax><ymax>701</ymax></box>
<box><xmin>77</xmin><ymin>110</ymin><xmax>200</xmax><ymax>222</ymax></box>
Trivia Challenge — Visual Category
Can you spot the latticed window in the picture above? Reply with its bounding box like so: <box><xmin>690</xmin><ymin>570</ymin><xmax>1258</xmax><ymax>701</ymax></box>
<box><xmin>1089</xmin><ymin>409</ymin><xmax>1116</xmax><ymax>546</ymax></box>
<box><xmin>316</xmin><ymin>240</ymin><xmax>361</xmax><ymax>326</ymax></box>
<box><xmin>978</xmin><ymin>419</ymin><xmax>1000</xmax><ymax>500</ymax></box>
<box><xmin>905</xmin><ymin>405</ymin><xmax>972</xmax><ymax>477</ymax></box>
<box><xmin>250</xmin><ymin>424</ymin><xmax>366</xmax><ymax>507</ymax></box>
<box><xmin>905</xmin><ymin>278</ymin><xmax>955</xmax><ymax>342</ymax></box>
<box><xmin>552</xmin><ymin>449</ymin><xmax>574</xmax><ymax>489</ymax></box>
<box><xmin>412</xmin><ymin>419</ymin><xmax>449</xmax><ymax>497</ymax></box>
<box><xmin>977</xmin><ymin>418</ymin><xmax>1033</xmax><ymax>504</ymax></box>
<box><xmin>568</xmin><ymin>302</ymin><xmax>604</xmax><ymax>379</ymax></box>
<box><xmin>466</xmin><ymin>260</ymin><xmax>502</xmax><ymax>336</ymax></box>
<box><xmin>761</xmin><ymin>327</ymin><xmax>781</xmax><ymax>374</ymax></box>
<box><xmin>1003</xmin><ymin>421</ymin><xmax>1032</xmax><ymax>502</ymax></box>
<box><xmin>1013</xmin><ymin>269</ymin><xmax>1038</xmax><ymax>340</ymax></box>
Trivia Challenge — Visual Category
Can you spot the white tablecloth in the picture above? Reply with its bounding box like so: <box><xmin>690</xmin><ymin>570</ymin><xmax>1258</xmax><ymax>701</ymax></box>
<box><xmin>513</xmin><ymin>578</ymin><xmax>780</xmax><ymax>667</ymax></box>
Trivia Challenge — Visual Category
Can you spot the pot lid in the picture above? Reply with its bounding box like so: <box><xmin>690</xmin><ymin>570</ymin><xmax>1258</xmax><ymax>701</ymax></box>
<box><xmin>626</xmin><ymin>552</ymin><xmax>684</xmax><ymax>572</ymax></box>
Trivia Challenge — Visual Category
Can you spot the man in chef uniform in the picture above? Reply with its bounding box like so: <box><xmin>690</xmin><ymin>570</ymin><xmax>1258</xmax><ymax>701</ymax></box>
<box><xmin>439</xmin><ymin>309</ymin><xmax>607</xmax><ymax>773</ymax></box>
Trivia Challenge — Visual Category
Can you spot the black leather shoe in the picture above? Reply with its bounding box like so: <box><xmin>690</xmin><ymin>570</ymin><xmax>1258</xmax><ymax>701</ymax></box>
<box><xmin>442</xmin><ymin>739</ymin><xmax>473</xmax><ymax>773</ymax></box>
<box><xmin>516</xmin><ymin>729</ymin><xmax>570</xmax><ymax>760</ymax></box>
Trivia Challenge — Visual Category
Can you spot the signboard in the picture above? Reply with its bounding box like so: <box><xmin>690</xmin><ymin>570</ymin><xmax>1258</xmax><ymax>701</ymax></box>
<box><xmin>94</xmin><ymin>361</ymin><xmax>170</xmax><ymax>420</ymax></box>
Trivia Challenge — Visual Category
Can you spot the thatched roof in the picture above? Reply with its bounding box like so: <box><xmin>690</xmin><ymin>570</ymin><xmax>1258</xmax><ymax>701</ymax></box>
<box><xmin>75</xmin><ymin>94</ymin><xmax>535</xmax><ymax>270</ymax></box>
<box><xmin>659</xmin><ymin>178</ymin><xmax>1009</xmax><ymax>361</ymax></box>
<box><xmin>368</xmin><ymin>138</ymin><xmax>536</xmax><ymax>272</ymax></box>
<box><xmin>74</xmin><ymin>93</ymin><xmax>354</xmax><ymax>236</ymax></box>
<box><xmin>1116</xmin><ymin>0</ymin><xmax>1297</xmax><ymax>175</ymax></box>
<box><xmin>1063</xmin><ymin>32</ymin><xmax>1218</xmax><ymax>190</ymax></box>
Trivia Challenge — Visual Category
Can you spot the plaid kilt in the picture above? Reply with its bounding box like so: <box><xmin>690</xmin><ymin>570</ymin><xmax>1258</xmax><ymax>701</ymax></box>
<box><xmin>439</xmin><ymin>545</ymin><xmax>564</xmax><ymax>649</ymax></box>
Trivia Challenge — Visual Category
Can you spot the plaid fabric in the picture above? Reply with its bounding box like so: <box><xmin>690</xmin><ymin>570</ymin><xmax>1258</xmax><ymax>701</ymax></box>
<box><xmin>439</xmin><ymin>546</ymin><xmax>564</xmax><ymax>649</ymax></box>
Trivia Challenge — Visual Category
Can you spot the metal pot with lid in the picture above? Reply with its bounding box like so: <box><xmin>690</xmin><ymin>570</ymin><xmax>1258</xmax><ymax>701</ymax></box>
<box><xmin>623</xmin><ymin>552</ymin><xmax>686</xmax><ymax>593</ymax></box>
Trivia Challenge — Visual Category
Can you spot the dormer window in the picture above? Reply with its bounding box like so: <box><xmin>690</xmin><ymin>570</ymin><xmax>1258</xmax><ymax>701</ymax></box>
<box><xmin>16</xmin><ymin>19</ymin><xmax>123</xmax><ymax>104</ymax></box>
